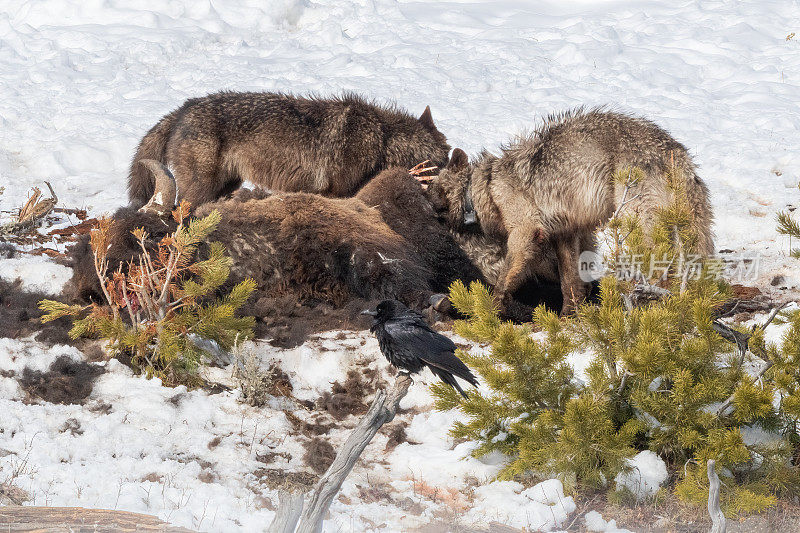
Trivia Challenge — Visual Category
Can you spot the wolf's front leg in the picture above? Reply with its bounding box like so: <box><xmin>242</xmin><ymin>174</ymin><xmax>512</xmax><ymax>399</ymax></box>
<box><xmin>495</xmin><ymin>226</ymin><xmax>546</xmax><ymax>320</ymax></box>
<box><xmin>555</xmin><ymin>234</ymin><xmax>585</xmax><ymax>316</ymax></box>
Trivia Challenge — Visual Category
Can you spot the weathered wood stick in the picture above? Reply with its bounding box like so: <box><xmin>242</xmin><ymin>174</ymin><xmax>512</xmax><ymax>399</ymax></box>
<box><xmin>267</xmin><ymin>374</ymin><xmax>413</xmax><ymax>533</ymax></box>
<box><xmin>295</xmin><ymin>374</ymin><xmax>412</xmax><ymax>533</ymax></box>
<box><xmin>707</xmin><ymin>459</ymin><xmax>726</xmax><ymax>533</ymax></box>
<box><xmin>267</xmin><ymin>491</ymin><xmax>304</xmax><ymax>533</ymax></box>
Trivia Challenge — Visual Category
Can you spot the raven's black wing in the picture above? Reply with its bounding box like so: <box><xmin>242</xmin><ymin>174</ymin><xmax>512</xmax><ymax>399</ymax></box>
<box><xmin>383</xmin><ymin>316</ymin><xmax>478</xmax><ymax>395</ymax></box>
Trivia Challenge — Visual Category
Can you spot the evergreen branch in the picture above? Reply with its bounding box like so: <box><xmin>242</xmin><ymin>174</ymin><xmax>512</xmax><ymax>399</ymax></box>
<box><xmin>777</xmin><ymin>211</ymin><xmax>800</xmax><ymax>238</ymax></box>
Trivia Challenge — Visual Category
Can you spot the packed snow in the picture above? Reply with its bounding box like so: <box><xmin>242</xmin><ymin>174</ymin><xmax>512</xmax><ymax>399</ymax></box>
<box><xmin>585</xmin><ymin>510</ymin><xmax>634</xmax><ymax>533</ymax></box>
<box><xmin>614</xmin><ymin>450</ymin><xmax>669</xmax><ymax>502</ymax></box>
<box><xmin>0</xmin><ymin>256</ymin><xmax>72</xmax><ymax>295</ymax></box>
<box><xmin>2</xmin><ymin>0</ymin><xmax>799</xmax><ymax>531</ymax></box>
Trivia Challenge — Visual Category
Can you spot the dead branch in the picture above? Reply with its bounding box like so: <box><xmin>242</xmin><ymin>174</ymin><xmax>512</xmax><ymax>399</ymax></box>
<box><xmin>623</xmin><ymin>282</ymin><xmax>672</xmax><ymax>310</ymax></box>
<box><xmin>714</xmin><ymin>302</ymin><xmax>788</xmax><ymax>416</ymax></box>
<box><xmin>0</xmin><ymin>182</ymin><xmax>58</xmax><ymax>235</ymax></box>
<box><xmin>707</xmin><ymin>460</ymin><xmax>726</xmax><ymax>533</ymax></box>
<box><xmin>610</xmin><ymin>168</ymin><xmax>642</xmax><ymax>221</ymax></box>
<box><xmin>269</xmin><ymin>374</ymin><xmax>413</xmax><ymax>533</ymax></box>
<box><xmin>759</xmin><ymin>302</ymin><xmax>789</xmax><ymax>331</ymax></box>
<box><xmin>711</xmin><ymin>321</ymin><xmax>750</xmax><ymax>358</ymax></box>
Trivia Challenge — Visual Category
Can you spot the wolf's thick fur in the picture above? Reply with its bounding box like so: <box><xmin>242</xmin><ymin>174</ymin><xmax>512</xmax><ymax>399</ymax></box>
<box><xmin>128</xmin><ymin>92</ymin><xmax>450</xmax><ymax>208</ymax></box>
<box><xmin>428</xmin><ymin>108</ymin><xmax>714</xmax><ymax>316</ymax></box>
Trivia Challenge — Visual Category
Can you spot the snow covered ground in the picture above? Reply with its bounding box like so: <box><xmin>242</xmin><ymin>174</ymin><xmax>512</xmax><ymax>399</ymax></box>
<box><xmin>1</xmin><ymin>0</ymin><xmax>799</xmax><ymax>531</ymax></box>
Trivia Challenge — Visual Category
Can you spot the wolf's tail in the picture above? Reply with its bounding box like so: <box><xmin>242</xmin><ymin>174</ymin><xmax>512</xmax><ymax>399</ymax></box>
<box><xmin>687</xmin><ymin>169</ymin><xmax>715</xmax><ymax>256</ymax></box>
<box><xmin>128</xmin><ymin>110</ymin><xmax>178</xmax><ymax>208</ymax></box>
<box><xmin>678</xmin><ymin>158</ymin><xmax>715</xmax><ymax>256</ymax></box>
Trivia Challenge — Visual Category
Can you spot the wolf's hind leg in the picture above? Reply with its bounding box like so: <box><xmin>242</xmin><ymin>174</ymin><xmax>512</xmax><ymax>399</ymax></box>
<box><xmin>169</xmin><ymin>137</ymin><xmax>225</xmax><ymax>208</ymax></box>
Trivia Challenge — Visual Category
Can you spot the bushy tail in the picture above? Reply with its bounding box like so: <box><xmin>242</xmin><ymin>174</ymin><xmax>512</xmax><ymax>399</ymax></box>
<box><xmin>128</xmin><ymin>110</ymin><xmax>178</xmax><ymax>208</ymax></box>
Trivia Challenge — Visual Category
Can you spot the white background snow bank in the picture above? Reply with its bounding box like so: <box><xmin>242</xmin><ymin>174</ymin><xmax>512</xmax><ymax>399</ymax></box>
<box><xmin>2</xmin><ymin>0</ymin><xmax>800</xmax><ymax>531</ymax></box>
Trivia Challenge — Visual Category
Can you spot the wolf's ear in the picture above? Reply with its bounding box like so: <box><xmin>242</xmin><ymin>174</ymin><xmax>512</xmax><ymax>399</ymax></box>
<box><xmin>419</xmin><ymin>106</ymin><xmax>436</xmax><ymax>130</ymax></box>
<box><xmin>447</xmin><ymin>148</ymin><xmax>469</xmax><ymax>171</ymax></box>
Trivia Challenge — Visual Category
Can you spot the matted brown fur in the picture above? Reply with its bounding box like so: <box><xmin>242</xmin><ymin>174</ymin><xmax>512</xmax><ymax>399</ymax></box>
<box><xmin>355</xmin><ymin>168</ymin><xmax>484</xmax><ymax>292</ymax></box>
<box><xmin>70</xmin><ymin>168</ymin><xmax>487</xmax><ymax>345</ymax></box>
<box><xmin>129</xmin><ymin>92</ymin><xmax>450</xmax><ymax>208</ymax></box>
<box><xmin>428</xmin><ymin>108</ymin><xmax>714</xmax><ymax>316</ymax></box>
<box><xmin>69</xmin><ymin>190</ymin><xmax>435</xmax><ymax>307</ymax></box>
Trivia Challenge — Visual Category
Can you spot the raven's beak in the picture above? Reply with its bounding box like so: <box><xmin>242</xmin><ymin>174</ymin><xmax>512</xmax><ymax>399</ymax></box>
<box><xmin>360</xmin><ymin>309</ymin><xmax>377</xmax><ymax>317</ymax></box>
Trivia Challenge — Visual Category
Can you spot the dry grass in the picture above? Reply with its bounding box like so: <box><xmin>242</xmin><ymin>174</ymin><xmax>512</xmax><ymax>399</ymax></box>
<box><xmin>565</xmin><ymin>490</ymin><xmax>800</xmax><ymax>532</ymax></box>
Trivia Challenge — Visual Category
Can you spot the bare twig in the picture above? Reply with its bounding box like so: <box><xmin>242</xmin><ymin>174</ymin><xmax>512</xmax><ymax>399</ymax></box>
<box><xmin>610</xmin><ymin>168</ymin><xmax>642</xmax><ymax>221</ymax></box>
<box><xmin>756</xmin><ymin>302</ymin><xmax>788</xmax><ymax>332</ymax></box>
<box><xmin>711</xmin><ymin>321</ymin><xmax>750</xmax><ymax>358</ymax></box>
<box><xmin>625</xmin><ymin>282</ymin><xmax>672</xmax><ymax>310</ymax></box>
<box><xmin>714</xmin><ymin>304</ymin><xmax>787</xmax><ymax>416</ymax></box>
<box><xmin>715</xmin><ymin>359</ymin><xmax>774</xmax><ymax>417</ymax></box>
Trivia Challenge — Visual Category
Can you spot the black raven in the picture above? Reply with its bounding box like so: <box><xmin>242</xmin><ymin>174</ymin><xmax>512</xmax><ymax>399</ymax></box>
<box><xmin>362</xmin><ymin>300</ymin><xmax>478</xmax><ymax>398</ymax></box>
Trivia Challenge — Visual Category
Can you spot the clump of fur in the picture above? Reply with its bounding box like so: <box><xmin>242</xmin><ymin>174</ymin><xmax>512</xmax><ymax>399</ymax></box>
<box><xmin>317</xmin><ymin>368</ymin><xmax>387</xmax><ymax>421</ymax></box>
<box><xmin>302</xmin><ymin>437</ymin><xmax>337</xmax><ymax>476</ymax></box>
<box><xmin>18</xmin><ymin>356</ymin><xmax>104</xmax><ymax>404</ymax></box>
<box><xmin>129</xmin><ymin>92</ymin><xmax>450</xmax><ymax>208</ymax></box>
<box><xmin>0</xmin><ymin>279</ymin><xmax>73</xmax><ymax>345</ymax></box>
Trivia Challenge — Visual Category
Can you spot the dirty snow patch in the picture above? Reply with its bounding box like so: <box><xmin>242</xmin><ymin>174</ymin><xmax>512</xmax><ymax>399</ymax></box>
<box><xmin>585</xmin><ymin>510</ymin><xmax>635</xmax><ymax>533</ymax></box>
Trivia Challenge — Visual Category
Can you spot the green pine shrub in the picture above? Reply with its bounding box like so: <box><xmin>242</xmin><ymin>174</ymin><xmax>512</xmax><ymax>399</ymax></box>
<box><xmin>776</xmin><ymin>178</ymin><xmax>800</xmax><ymax>258</ymax></box>
<box><xmin>433</xmin><ymin>163</ymin><xmax>800</xmax><ymax>516</ymax></box>
<box><xmin>777</xmin><ymin>210</ymin><xmax>800</xmax><ymax>258</ymax></box>
<box><xmin>39</xmin><ymin>202</ymin><xmax>255</xmax><ymax>386</ymax></box>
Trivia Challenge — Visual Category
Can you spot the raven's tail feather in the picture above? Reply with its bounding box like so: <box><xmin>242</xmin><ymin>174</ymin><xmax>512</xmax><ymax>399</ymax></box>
<box><xmin>425</xmin><ymin>355</ymin><xmax>479</xmax><ymax>392</ymax></box>
<box><xmin>430</xmin><ymin>367</ymin><xmax>470</xmax><ymax>399</ymax></box>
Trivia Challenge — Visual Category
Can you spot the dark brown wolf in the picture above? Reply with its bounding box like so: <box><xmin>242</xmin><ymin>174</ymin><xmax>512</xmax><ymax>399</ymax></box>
<box><xmin>128</xmin><ymin>92</ymin><xmax>450</xmax><ymax>208</ymax></box>
<box><xmin>427</xmin><ymin>108</ymin><xmax>714</xmax><ymax>316</ymax></box>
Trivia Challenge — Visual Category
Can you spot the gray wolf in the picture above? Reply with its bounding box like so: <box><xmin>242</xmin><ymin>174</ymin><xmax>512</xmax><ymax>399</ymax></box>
<box><xmin>427</xmin><ymin>108</ymin><xmax>714</xmax><ymax>316</ymax></box>
<box><xmin>128</xmin><ymin>92</ymin><xmax>450</xmax><ymax>208</ymax></box>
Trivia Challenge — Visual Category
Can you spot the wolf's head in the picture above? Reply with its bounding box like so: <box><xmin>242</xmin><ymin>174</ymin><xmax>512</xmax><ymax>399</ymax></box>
<box><xmin>384</xmin><ymin>106</ymin><xmax>450</xmax><ymax>173</ymax></box>
<box><xmin>425</xmin><ymin>148</ymin><xmax>474</xmax><ymax>230</ymax></box>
